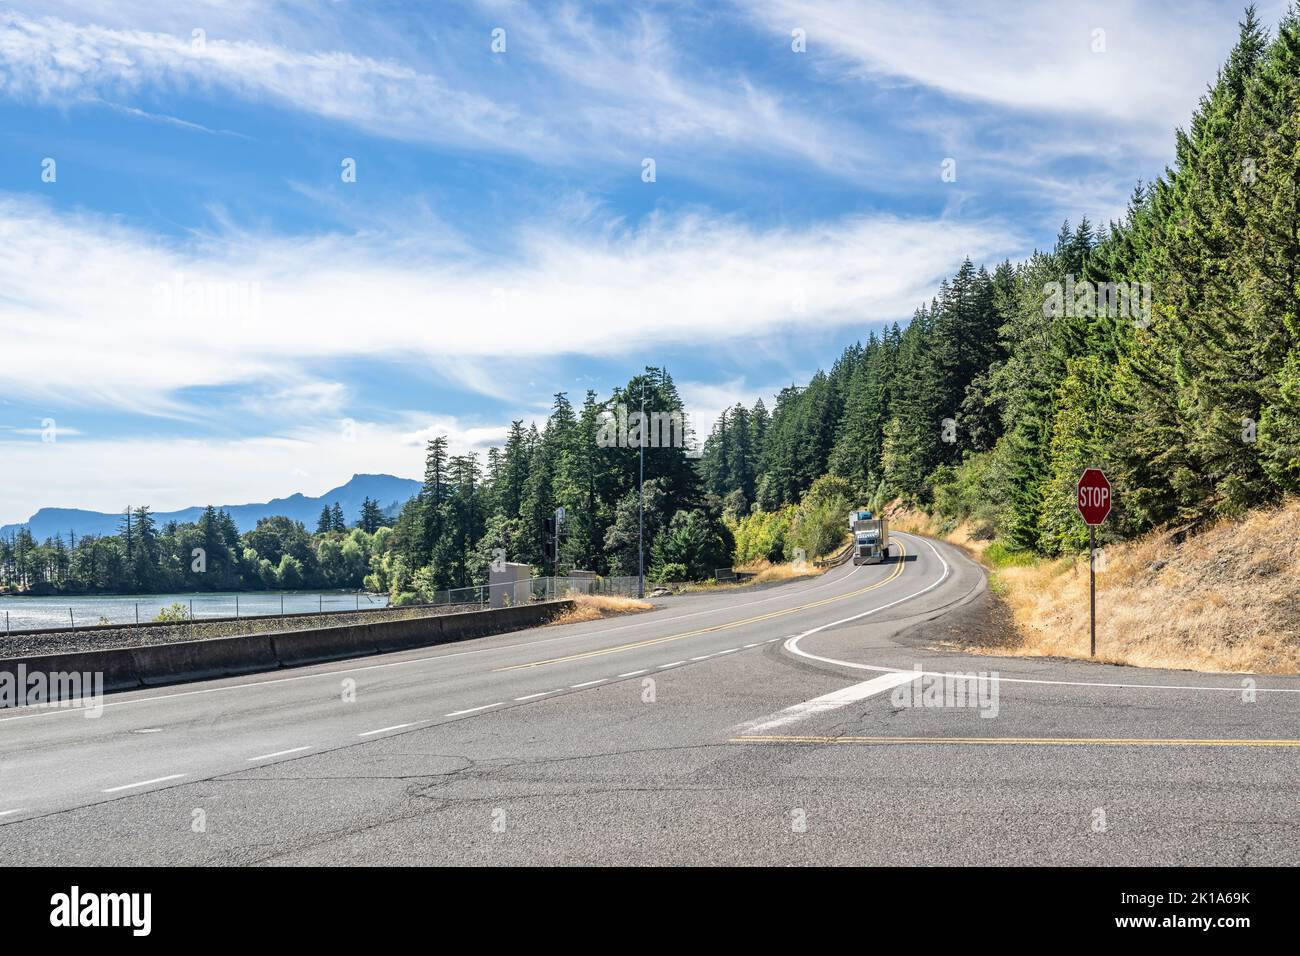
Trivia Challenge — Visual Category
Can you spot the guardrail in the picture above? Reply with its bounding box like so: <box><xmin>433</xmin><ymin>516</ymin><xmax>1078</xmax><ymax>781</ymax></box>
<box><xmin>714</xmin><ymin>568</ymin><xmax>757</xmax><ymax>584</ymax></box>
<box><xmin>815</xmin><ymin>537</ymin><xmax>856</xmax><ymax>568</ymax></box>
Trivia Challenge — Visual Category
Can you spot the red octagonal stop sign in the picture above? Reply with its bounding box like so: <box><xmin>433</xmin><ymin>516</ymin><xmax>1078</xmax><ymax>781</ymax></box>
<box><xmin>1077</xmin><ymin>468</ymin><xmax>1112</xmax><ymax>525</ymax></box>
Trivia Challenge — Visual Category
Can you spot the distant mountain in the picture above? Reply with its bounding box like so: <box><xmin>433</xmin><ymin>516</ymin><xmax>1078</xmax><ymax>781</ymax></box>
<box><xmin>0</xmin><ymin>473</ymin><xmax>422</xmax><ymax>542</ymax></box>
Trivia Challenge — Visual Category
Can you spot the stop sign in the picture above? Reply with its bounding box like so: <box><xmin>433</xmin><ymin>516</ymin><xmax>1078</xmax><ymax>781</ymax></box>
<box><xmin>1076</xmin><ymin>468</ymin><xmax>1112</xmax><ymax>525</ymax></box>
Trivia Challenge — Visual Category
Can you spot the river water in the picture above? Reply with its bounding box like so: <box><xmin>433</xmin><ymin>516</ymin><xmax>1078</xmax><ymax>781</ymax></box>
<box><xmin>0</xmin><ymin>591</ymin><xmax>390</xmax><ymax>632</ymax></box>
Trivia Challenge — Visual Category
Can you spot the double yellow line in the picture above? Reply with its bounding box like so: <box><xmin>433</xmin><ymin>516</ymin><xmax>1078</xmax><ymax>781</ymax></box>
<box><xmin>496</xmin><ymin>539</ymin><xmax>909</xmax><ymax>671</ymax></box>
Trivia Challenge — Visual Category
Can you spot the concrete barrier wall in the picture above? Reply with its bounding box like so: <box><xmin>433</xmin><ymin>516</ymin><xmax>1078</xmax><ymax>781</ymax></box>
<box><xmin>0</xmin><ymin>600</ymin><xmax>574</xmax><ymax>706</ymax></box>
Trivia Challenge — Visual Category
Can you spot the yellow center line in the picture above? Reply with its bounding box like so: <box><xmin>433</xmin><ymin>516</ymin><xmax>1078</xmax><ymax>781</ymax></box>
<box><xmin>730</xmin><ymin>735</ymin><xmax>1300</xmax><ymax>748</ymax></box>
<box><xmin>495</xmin><ymin>539</ymin><xmax>909</xmax><ymax>671</ymax></box>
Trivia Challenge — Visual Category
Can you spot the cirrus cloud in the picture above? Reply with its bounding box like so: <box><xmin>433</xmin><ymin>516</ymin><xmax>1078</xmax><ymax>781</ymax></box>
<box><xmin>0</xmin><ymin>194</ymin><xmax>1025</xmax><ymax>415</ymax></box>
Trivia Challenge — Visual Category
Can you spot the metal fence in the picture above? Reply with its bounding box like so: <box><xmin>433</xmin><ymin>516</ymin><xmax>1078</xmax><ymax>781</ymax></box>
<box><xmin>0</xmin><ymin>592</ymin><xmax>390</xmax><ymax>634</ymax></box>
<box><xmin>0</xmin><ymin>574</ymin><xmax>646</xmax><ymax>636</ymax></box>
<box><xmin>420</xmin><ymin>574</ymin><xmax>643</xmax><ymax>609</ymax></box>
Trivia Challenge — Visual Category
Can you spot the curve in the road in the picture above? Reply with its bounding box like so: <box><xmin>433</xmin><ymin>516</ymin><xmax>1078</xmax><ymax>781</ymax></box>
<box><xmin>784</xmin><ymin>532</ymin><xmax>1300</xmax><ymax>695</ymax></box>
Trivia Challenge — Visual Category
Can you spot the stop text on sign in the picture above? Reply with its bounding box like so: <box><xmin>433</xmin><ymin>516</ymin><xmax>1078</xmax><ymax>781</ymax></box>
<box><xmin>1078</xmin><ymin>486</ymin><xmax>1110</xmax><ymax>508</ymax></box>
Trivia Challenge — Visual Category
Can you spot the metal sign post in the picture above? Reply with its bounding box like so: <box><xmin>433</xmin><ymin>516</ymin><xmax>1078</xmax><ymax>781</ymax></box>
<box><xmin>1076</xmin><ymin>468</ymin><xmax>1113</xmax><ymax>658</ymax></box>
<box><xmin>1089</xmin><ymin>524</ymin><xmax>1097</xmax><ymax>657</ymax></box>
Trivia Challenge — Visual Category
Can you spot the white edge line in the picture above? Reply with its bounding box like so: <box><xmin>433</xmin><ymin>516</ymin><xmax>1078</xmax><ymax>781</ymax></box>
<box><xmin>102</xmin><ymin>773</ymin><xmax>186</xmax><ymax>793</ymax></box>
<box><xmin>659</xmin><ymin>661</ymin><xmax>686</xmax><ymax>669</ymax></box>
<box><xmin>0</xmin><ymin>808</ymin><xmax>28</xmax><ymax>817</ymax></box>
<box><xmin>514</xmin><ymin>691</ymin><xmax>552</xmax><ymax>701</ymax></box>
<box><xmin>785</xmin><ymin>532</ymin><xmax>1300</xmax><ymax>695</ymax></box>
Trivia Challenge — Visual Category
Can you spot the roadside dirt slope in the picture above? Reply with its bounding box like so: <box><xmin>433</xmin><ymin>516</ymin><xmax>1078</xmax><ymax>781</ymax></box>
<box><xmin>894</xmin><ymin>498</ymin><xmax>1300</xmax><ymax>674</ymax></box>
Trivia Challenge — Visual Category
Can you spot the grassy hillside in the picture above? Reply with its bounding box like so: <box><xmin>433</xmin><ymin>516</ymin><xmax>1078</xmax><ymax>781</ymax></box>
<box><xmin>895</xmin><ymin>498</ymin><xmax>1300</xmax><ymax>674</ymax></box>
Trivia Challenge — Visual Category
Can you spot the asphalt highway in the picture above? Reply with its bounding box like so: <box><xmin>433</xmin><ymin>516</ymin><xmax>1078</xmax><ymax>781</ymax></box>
<box><xmin>1</xmin><ymin>531</ymin><xmax>1297</xmax><ymax>865</ymax></box>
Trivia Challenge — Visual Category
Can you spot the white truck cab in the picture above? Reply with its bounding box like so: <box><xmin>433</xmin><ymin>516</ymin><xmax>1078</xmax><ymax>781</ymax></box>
<box><xmin>849</xmin><ymin>509</ymin><xmax>890</xmax><ymax>565</ymax></box>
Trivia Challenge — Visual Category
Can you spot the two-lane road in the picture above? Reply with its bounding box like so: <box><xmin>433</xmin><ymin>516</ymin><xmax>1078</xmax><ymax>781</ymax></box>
<box><xmin>2</xmin><ymin>532</ymin><xmax>1297</xmax><ymax>865</ymax></box>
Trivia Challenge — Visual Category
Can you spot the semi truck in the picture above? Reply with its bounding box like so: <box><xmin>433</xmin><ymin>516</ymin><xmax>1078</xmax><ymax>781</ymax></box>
<box><xmin>848</xmin><ymin>509</ymin><xmax>890</xmax><ymax>565</ymax></box>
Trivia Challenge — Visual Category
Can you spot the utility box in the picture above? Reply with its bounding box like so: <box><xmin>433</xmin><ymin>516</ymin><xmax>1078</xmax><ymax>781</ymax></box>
<box><xmin>489</xmin><ymin>562</ymin><xmax>532</xmax><ymax>608</ymax></box>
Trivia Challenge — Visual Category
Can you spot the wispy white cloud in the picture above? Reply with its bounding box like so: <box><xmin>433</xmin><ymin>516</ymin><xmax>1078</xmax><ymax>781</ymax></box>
<box><xmin>6</xmin><ymin>425</ymin><xmax>84</xmax><ymax>437</ymax></box>
<box><xmin>742</xmin><ymin>0</ymin><xmax>1271</xmax><ymax>152</ymax></box>
<box><xmin>232</xmin><ymin>380</ymin><xmax>351</xmax><ymax>421</ymax></box>
<box><xmin>0</xmin><ymin>6</ymin><xmax>872</xmax><ymax>174</ymax></box>
<box><xmin>678</xmin><ymin>377</ymin><xmax>787</xmax><ymax>440</ymax></box>
<box><xmin>483</xmin><ymin>1</ymin><xmax>874</xmax><ymax>174</ymax></box>
<box><xmin>0</xmin><ymin>10</ymin><xmax>551</xmax><ymax>155</ymax></box>
<box><xmin>0</xmin><ymin>195</ymin><xmax>1025</xmax><ymax>414</ymax></box>
<box><xmin>99</xmin><ymin>100</ymin><xmax>252</xmax><ymax>137</ymax></box>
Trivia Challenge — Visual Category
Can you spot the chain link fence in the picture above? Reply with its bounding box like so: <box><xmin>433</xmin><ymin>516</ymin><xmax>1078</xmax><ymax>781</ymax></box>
<box><xmin>415</xmin><ymin>574</ymin><xmax>644</xmax><ymax>609</ymax></box>
<box><xmin>0</xmin><ymin>592</ymin><xmax>389</xmax><ymax>635</ymax></box>
<box><xmin>1</xmin><ymin>574</ymin><xmax>646</xmax><ymax>641</ymax></box>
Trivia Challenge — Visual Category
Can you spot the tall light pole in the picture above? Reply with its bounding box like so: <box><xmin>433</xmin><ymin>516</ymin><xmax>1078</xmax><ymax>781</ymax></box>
<box><xmin>637</xmin><ymin>378</ymin><xmax>645</xmax><ymax>599</ymax></box>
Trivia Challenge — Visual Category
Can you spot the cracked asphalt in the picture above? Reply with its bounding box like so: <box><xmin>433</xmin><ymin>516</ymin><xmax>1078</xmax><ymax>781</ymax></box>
<box><xmin>2</xmin><ymin>530</ymin><xmax>1297</xmax><ymax>865</ymax></box>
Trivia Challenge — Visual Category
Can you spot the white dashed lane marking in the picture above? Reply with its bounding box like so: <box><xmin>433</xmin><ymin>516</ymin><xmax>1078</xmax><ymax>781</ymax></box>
<box><xmin>358</xmin><ymin>723</ymin><xmax>414</xmax><ymax>737</ymax></box>
<box><xmin>102</xmin><ymin>774</ymin><xmax>186</xmax><ymax>794</ymax></box>
<box><xmin>20</xmin><ymin>632</ymin><xmax>779</xmax><ymax>810</ymax></box>
<box><xmin>247</xmin><ymin>746</ymin><xmax>311</xmax><ymax>761</ymax></box>
<box><xmin>444</xmin><ymin>703</ymin><xmax>504</xmax><ymax>716</ymax></box>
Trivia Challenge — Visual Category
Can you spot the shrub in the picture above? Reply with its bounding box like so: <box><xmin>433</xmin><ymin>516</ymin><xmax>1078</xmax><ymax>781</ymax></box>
<box><xmin>983</xmin><ymin>540</ymin><xmax>1039</xmax><ymax>568</ymax></box>
<box><xmin>787</xmin><ymin>477</ymin><xmax>855</xmax><ymax>559</ymax></box>
<box><xmin>652</xmin><ymin>562</ymin><xmax>690</xmax><ymax>584</ymax></box>
<box><xmin>730</xmin><ymin>505</ymin><xmax>795</xmax><ymax>564</ymax></box>
<box><xmin>153</xmin><ymin>602</ymin><xmax>190</xmax><ymax>623</ymax></box>
<box><xmin>650</xmin><ymin>510</ymin><xmax>730</xmax><ymax>581</ymax></box>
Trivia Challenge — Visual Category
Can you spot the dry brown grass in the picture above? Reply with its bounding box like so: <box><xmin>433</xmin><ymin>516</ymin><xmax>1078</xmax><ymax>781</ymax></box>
<box><xmin>903</xmin><ymin>498</ymin><xmax>1300</xmax><ymax>674</ymax></box>
<box><xmin>735</xmin><ymin>558</ymin><xmax>826</xmax><ymax>585</ymax></box>
<box><xmin>890</xmin><ymin>507</ymin><xmax>995</xmax><ymax>559</ymax></box>
<box><xmin>549</xmin><ymin>593</ymin><xmax>653</xmax><ymax>625</ymax></box>
<box><xmin>670</xmin><ymin>558</ymin><xmax>828</xmax><ymax>592</ymax></box>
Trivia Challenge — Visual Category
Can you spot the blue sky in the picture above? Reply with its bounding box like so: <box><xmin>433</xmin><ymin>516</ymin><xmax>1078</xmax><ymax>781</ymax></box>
<box><xmin>0</xmin><ymin>0</ymin><xmax>1278</xmax><ymax>524</ymax></box>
